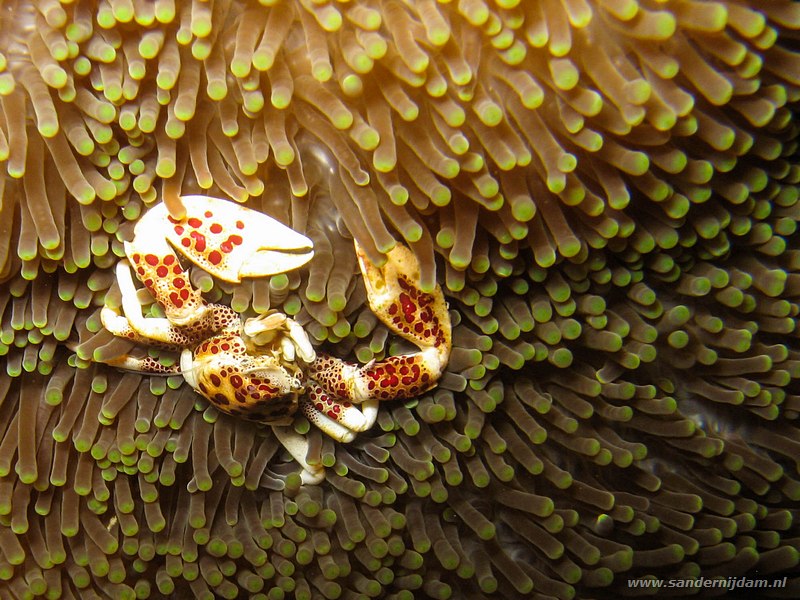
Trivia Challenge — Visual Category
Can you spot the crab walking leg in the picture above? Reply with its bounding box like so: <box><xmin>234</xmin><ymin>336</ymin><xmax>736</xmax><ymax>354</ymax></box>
<box><xmin>310</xmin><ymin>242</ymin><xmax>452</xmax><ymax>403</ymax></box>
<box><xmin>110</xmin><ymin>261</ymin><xmax>215</xmax><ymax>347</ymax></box>
<box><xmin>101</xmin><ymin>303</ymin><xmax>222</xmax><ymax>350</ymax></box>
<box><xmin>300</xmin><ymin>385</ymin><xmax>379</xmax><ymax>443</ymax></box>
<box><xmin>114</xmin><ymin>261</ymin><xmax>194</xmax><ymax>343</ymax></box>
<box><xmin>100</xmin><ymin>306</ymin><xmax>173</xmax><ymax>348</ymax></box>
<box><xmin>104</xmin><ymin>355</ymin><xmax>182</xmax><ymax>375</ymax></box>
<box><xmin>271</xmin><ymin>425</ymin><xmax>326</xmax><ymax>485</ymax></box>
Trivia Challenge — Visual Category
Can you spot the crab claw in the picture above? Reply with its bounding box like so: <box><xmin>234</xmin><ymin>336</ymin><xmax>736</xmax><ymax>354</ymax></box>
<box><xmin>355</xmin><ymin>241</ymin><xmax>451</xmax><ymax>365</ymax></box>
<box><xmin>157</xmin><ymin>195</ymin><xmax>314</xmax><ymax>282</ymax></box>
<box><xmin>310</xmin><ymin>241</ymin><xmax>452</xmax><ymax>404</ymax></box>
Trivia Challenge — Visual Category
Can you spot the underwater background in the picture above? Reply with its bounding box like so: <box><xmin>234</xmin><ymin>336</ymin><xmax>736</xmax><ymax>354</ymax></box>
<box><xmin>0</xmin><ymin>0</ymin><xmax>798</xmax><ymax>598</ymax></box>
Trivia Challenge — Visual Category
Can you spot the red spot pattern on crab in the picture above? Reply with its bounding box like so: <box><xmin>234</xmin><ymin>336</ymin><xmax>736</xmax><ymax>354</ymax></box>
<box><xmin>363</xmin><ymin>355</ymin><xmax>431</xmax><ymax>400</ymax></box>
<box><xmin>169</xmin><ymin>292</ymin><xmax>184</xmax><ymax>308</ymax></box>
<box><xmin>172</xmin><ymin>212</ymin><xmax>246</xmax><ymax>265</ymax></box>
<box><xmin>196</xmin><ymin>334</ymin><xmax>243</xmax><ymax>357</ymax></box>
<box><xmin>386</xmin><ymin>277</ymin><xmax>447</xmax><ymax>348</ymax></box>
<box><xmin>191</xmin><ymin>332</ymin><xmax>293</xmax><ymax>417</ymax></box>
<box><xmin>190</xmin><ymin>231</ymin><xmax>206</xmax><ymax>252</ymax></box>
<box><xmin>309</xmin><ymin>355</ymin><xmax>352</xmax><ymax>399</ymax></box>
<box><xmin>309</xmin><ymin>386</ymin><xmax>350</xmax><ymax>421</ymax></box>
<box><xmin>211</xmin><ymin>308</ymin><xmax>240</xmax><ymax>331</ymax></box>
<box><xmin>309</xmin><ymin>350</ymin><xmax>435</xmax><ymax>404</ymax></box>
<box><xmin>220</xmin><ymin>235</ymin><xmax>243</xmax><ymax>254</ymax></box>
<box><xmin>250</xmin><ymin>377</ymin><xmax>280</xmax><ymax>396</ymax></box>
<box><xmin>127</xmin><ymin>244</ymin><xmax>202</xmax><ymax>321</ymax></box>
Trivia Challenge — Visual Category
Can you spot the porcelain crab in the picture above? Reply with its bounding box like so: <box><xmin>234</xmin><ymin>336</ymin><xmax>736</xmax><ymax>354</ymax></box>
<box><xmin>99</xmin><ymin>195</ymin><xmax>451</xmax><ymax>484</ymax></box>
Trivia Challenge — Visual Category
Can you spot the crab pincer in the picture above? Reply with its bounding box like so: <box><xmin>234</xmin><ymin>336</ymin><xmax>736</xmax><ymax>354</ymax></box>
<box><xmin>100</xmin><ymin>194</ymin><xmax>315</xmax><ymax>377</ymax></box>
<box><xmin>124</xmin><ymin>195</ymin><xmax>313</xmax><ymax>324</ymax></box>
<box><xmin>305</xmin><ymin>242</ymin><xmax>452</xmax><ymax>441</ymax></box>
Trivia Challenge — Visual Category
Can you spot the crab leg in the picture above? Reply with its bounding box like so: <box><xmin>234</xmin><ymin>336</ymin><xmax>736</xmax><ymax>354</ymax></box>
<box><xmin>104</xmin><ymin>355</ymin><xmax>181</xmax><ymax>375</ymax></box>
<box><xmin>107</xmin><ymin>261</ymin><xmax>226</xmax><ymax>347</ymax></box>
<box><xmin>300</xmin><ymin>386</ymin><xmax>379</xmax><ymax>443</ymax></box>
<box><xmin>271</xmin><ymin>425</ymin><xmax>326</xmax><ymax>485</ymax></box>
<box><xmin>100</xmin><ymin>306</ymin><xmax>169</xmax><ymax>348</ymax></box>
<box><xmin>113</xmin><ymin>260</ymin><xmax>200</xmax><ymax>341</ymax></box>
<box><xmin>124</xmin><ymin>210</ymin><xmax>208</xmax><ymax>327</ymax></box>
<box><xmin>310</xmin><ymin>243</ymin><xmax>452</xmax><ymax>405</ymax></box>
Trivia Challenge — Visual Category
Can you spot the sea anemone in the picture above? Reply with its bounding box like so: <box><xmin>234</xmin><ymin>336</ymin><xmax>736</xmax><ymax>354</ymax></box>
<box><xmin>0</xmin><ymin>0</ymin><xmax>798</xmax><ymax>598</ymax></box>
